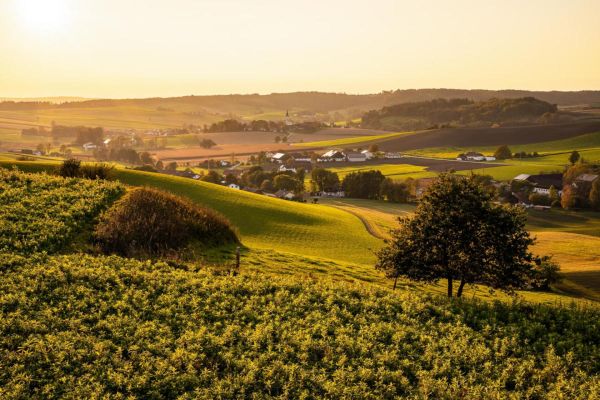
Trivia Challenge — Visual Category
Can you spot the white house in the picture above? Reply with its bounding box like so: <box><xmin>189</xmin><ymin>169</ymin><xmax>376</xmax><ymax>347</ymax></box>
<box><xmin>271</xmin><ymin>153</ymin><xmax>286</xmax><ymax>163</ymax></box>
<box><xmin>346</xmin><ymin>152</ymin><xmax>367</xmax><ymax>162</ymax></box>
<box><xmin>228</xmin><ymin>183</ymin><xmax>240</xmax><ymax>190</ymax></box>
<box><xmin>82</xmin><ymin>142</ymin><xmax>97</xmax><ymax>151</ymax></box>
<box><xmin>361</xmin><ymin>150</ymin><xmax>374</xmax><ymax>160</ymax></box>
<box><xmin>384</xmin><ymin>152</ymin><xmax>402</xmax><ymax>159</ymax></box>
<box><xmin>319</xmin><ymin>150</ymin><xmax>346</xmax><ymax>162</ymax></box>
<box><xmin>462</xmin><ymin>152</ymin><xmax>487</xmax><ymax>161</ymax></box>
<box><xmin>279</xmin><ymin>165</ymin><xmax>296</xmax><ymax>173</ymax></box>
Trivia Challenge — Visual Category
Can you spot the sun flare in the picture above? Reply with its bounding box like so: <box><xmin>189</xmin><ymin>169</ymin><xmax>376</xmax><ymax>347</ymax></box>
<box><xmin>16</xmin><ymin>0</ymin><xmax>70</xmax><ymax>34</ymax></box>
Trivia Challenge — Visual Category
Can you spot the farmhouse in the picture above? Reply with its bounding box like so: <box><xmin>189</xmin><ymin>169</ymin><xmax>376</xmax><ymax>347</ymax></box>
<box><xmin>271</xmin><ymin>153</ymin><xmax>287</xmax><ymax>163</ymax></box>
<box><xmin>82</xmin><ymin>142</ymin><xmax>97</xmax><ymax>151</ymax></box>
<box><xmin>278</xmin><ymin>165</ymin><xmax>297</xmax><ymax>173</ymax></box>
<box><xmin>384</xmin><ymin>152</ymin><xmax>402</xmax><ymax>159</ymax></box>
<box><xmin>346</xmin><ymin>152</ymin><xmax>367</xmax><ymax>162</ymax></box>
<box><xmin>288</xmin><ymin>152</ymin><xmax>312</xmax><ymax>162</ymax></box>
<box><xmin>512</xmin><ymin>173</ymin><xmax>563</xmax><ymax>196</ymax></box>
<box><xmin>361</xmin><ymin>150</ymin><xmax>375</xmax><ymax>160</ymax></box>
<box><xmin>319</xmin><ymin>150</ymin><xmax>346</xmax><ymax>162</ymax></box>
<box><xmin>574</xmin><ymin>173</ymin><xmax>599</xmax><ymax>187</ymax></box>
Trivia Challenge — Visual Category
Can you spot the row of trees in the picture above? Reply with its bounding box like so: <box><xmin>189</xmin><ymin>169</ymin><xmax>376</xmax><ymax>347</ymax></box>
<box><xmin>362</xmin><ymin>97</ymin><xmax>558</xmax><ymax>130</ymax></box>
<box><xmin>206</xmin><ymin>119</ymin><xmax>326</xmax><ymax>133</ymax></box>
<box><xmin>311</xmin><ymin>168</ymin><xmax>412</xmax><ymax>203</ymax></box>
<box><xmin>237</xmin><ymin>166</ymin><xmax>306</xmax><ymax>193</ymax></box>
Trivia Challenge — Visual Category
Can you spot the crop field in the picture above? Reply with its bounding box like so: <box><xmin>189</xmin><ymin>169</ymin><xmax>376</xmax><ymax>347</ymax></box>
<box><xmin>0</xmin><ymin>106</ymin><xmax>223</xmax><ymax>130</ymax></box>
<box><xmin>324</xmin><ymin>163</ymin><xmax>433</xmax><ymax>180</ymax></box>
<box><xmin>293</xmin><ymin>130</ymin><xmax>414</xmax><ymax>148</ymax></box>
<box><xmin>372</xmin><ymin>121</ymin><xmax>600</xmax><ymax>152</ymax></box>
<box><xmin>1</xmin><ymin>254</ymin><xmax>599</xmax><ymax>398</ymax></box>
<box><xmin>0</xmin><ymin>169</ymin><xmax>123</xmax><ymax>254</ymax></box>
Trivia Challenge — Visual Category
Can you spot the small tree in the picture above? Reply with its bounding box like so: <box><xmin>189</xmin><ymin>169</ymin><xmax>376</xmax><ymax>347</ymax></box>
<box><xmin>165</xmin><ymin>162</ymin><xmax>178</xmax><ymax>171</ymax></box>
<box><xmin>274</xmin><ymin>174</ymin><xmax>300</xmax><ymax>191</ymax></box>
<box><xmin>589</xmin><ymin>179</ymin><xmax>600</xmax><ymax>210</ymax></box>
<box><xmin>569</xmin><ymin>151</ymin><xmax>581</xmax><ymax>165</ymax></box>
<box><xmin>311</xmin><ymin>168</ymin><xmax>340</xmax><ymax>192</ymax></box>
<box><xmin>376</xmin><ymin>173</ymin><xmax>536</xmax><ymax>297</ymax></box>
<box><xmin>201</xmin><ymin>170</ymin><xmax>222</xmax><ymax>184</ymax></box>
<box><xmin>494</xmin><ymin>145</ymin><xmax>512</xmax><ymax>160</ymax></box>
<box><xmin>368</xmin><ymin>144</ymin><xmax>379</xmax><ymax>153</ymax></box>
<box><xmin>59</xmin><ymin>158</ymin><xmax>81</xmax><ymax>178</ymax></box>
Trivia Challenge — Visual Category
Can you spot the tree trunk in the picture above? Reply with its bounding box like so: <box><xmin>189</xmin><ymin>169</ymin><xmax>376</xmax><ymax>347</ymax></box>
<box><xmin>457</xmin><ymin>279</ymin><xmax>466</xmax><ymax>298</ymax></box>
<box><xmin>393</xmin><ymin>273</ymin><xmax>399</xmax><ymax>290</ymax></box>
<box><xmin>447</xmin><ymin>276</ymin><xmax>453</xmax><ymax>297</ymax></box>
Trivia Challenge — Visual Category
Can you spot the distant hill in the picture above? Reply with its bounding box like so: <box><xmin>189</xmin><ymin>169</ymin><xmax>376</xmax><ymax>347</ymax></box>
<box><xmin>361</xmin><ymin>97</ymin><xmax>559</xmax><ymax>130</ymax></box>
<box><xmin>1</xmin><ymin>90</ymin><xmax>600</xmax><ymax>132</ymax></box>
<box><xmin>0</xmin><ymin>96</ymin><xmax>91</xmax><ymax>104</ymax></box>
<box><xmin>2</xmin><ymin>89</ymin><xmax>600</xmax><ymax>113</ymax></box>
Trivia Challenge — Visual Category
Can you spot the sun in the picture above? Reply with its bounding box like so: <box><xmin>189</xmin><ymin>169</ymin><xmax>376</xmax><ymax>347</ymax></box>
<box><xmin>16</xmin><ymin>0</ymin><xmax>71</xmax><ymax>34</ymax></box>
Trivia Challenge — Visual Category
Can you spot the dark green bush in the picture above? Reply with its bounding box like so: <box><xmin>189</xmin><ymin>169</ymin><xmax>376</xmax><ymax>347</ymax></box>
<box><xmin>94</xmin><ymin>187</ymin><xmax>238</xmax><ymax>257</ymax></box>
<box><xmin>58</xmin><ymin>159</ymin><xmax>114</xmax><ymax>180</ymax></box>
<box><xmin>80</xmin><ymin>163</ymin><xmax>114</xmax><ymax>180</ymax></box>
<box><xmin>58</xmin><ymin>158</ymin><xmax>81</xmax><ymax>177</ymax></box>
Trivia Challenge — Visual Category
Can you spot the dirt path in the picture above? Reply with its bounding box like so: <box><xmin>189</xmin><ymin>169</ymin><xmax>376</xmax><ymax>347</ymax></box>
<box><xmin>324</xmin><ymin>203</ymin><xmax>386</xmax><ymax>240</ymax></box>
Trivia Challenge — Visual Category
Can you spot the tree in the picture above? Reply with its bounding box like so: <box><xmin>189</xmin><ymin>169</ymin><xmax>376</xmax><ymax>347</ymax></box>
<box><xmin>260</xmin><ymin>179</ymin><xmax>274</xmax><ymax>192</ymax></box>
<box><xmin>155</xmin><ymin>160</ymin><xmax>164</xmax><ymax>170</ymax></box>
<box><xmin>376</xmin><ymin>173</ymin><xmax>536</xmax><ymax>297</ymax></box>
<box><xmin>273</xmin><ymin>174</ymin><xmax>300</xmax><ymax>192</ymax></box>
<box><xmin>165</xmin><ymin>162</ymin><xmax>178</xmax><ymax>171</ymax></box>
<box><xmin>380</xmin><ymin>178</ymin><xmax>410</xmax><ymax>203</ymax></box>
<box><xmin>311</xmin><ymin>168</ymin><xmax>340</xmax><ymax>192</ymax></box>
<box><xmin>342</xmin><ymin>170</ymin><xmax>385</xmax><ymax>199</ymax></box>
<box><xmin>589</xmin><ymin>179</ymin><xmax>600</xmax><ymax>210</ymax></box>
<box><xmin>569</xmin><ymin>150</ymin><xmax>581</xmax><ymax>165</ymax></box>
<box><xmin>561</xmin><ymin>185</ymin><xmax>577</xmax><ymax>209</ymax></box>
<box><xmin>549</xmin><ymin>185</ymin><xmax>560</xmax><ymax>205</ymax></box>
<box><xmin>493</xmin><ymin>145</ymin><xmax>512</xmax><ymax>160</ymax></box>
<box><xmin>368</xmin><ymin>144</ymin><xmax>379</xmax><ymax>153</ymax></box>
<box><xmin>201</xmin><ymin>170</ymin><xmax>222</xmax><ymax>184</ymax></box>
<box><xmin>199</xmin><ymin>138</ymin><xmax>216</xmax><ymax>149</ymax></box>
<box><xmin>140</xmin><ymin>152</ymin><xmax>153</xmax><ymax>165</ymax></box>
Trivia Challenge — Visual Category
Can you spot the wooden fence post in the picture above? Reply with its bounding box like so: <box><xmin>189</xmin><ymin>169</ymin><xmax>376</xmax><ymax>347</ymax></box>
<box><xmin>233</xmin><ymin>246</ymin><xmax>240</xmax><ymax>276</ymax></box>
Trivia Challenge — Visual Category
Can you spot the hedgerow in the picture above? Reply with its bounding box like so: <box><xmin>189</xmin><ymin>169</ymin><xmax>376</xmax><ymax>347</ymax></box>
<box><xmin>0</xmin><ymin>254</ymin><xmax>598</xmax><ymax>399</ymax></box>
<box><xmin>0</xmin><ymin>169</ymin><xmax>124</xmax><ymax>255</ymax></box>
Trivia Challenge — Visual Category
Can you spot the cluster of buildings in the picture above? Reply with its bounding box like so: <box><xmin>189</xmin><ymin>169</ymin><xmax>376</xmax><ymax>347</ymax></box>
<box><xmin>268</xmin><ymin>149</ymin><xmax>403</xmax><ymax>165</ymax></box>
<box><xmin>456</xmin><ymin>152</ymin><xmax>496</xmax><ymax>162</ymax></box>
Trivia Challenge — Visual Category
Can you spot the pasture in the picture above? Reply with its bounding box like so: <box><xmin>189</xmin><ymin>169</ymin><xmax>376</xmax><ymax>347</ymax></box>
<box><xmin>318</xmin><ymin>197</ymin><xmax>600</xmax><ymax>301</ymax></box>
<box><xmin>1</xmin><ymin>157</ymin><xmax>599</xmax><ymax>304</ymax></box>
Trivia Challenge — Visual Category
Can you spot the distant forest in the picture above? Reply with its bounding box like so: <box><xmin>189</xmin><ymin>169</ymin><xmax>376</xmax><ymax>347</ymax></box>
<box><xmin>1</xmin><ymin>89</ymin><xmax>600</xmax><ymax>113</ymax></box>
<box><xmin>360</xmin><ymin>97</ymin><xmax>559</xmax><ymax>130</ymax></box>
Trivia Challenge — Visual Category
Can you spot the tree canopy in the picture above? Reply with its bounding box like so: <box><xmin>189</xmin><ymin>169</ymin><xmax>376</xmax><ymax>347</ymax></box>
<box><xmin>376</xmin><ymin>173</ymin><xmax>537</xmax><ymax>297</ymax></box>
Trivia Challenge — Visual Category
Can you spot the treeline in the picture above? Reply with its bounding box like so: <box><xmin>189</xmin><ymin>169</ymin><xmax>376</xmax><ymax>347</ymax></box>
<box><xmin>361</xmin><ymin>97</ymin><xmax>558</xmax><ymax>130</ymax></box>
<box><xmin>22</xmin><ymin>125</ymin><xmax>104</xmax><ymax>144</ymax></box>
<box><xmin>237</xmin><ymin>166</ymin><xmax>306</xmax><ymax>193</ymax></box>
<box><xmin>311</xmin><ymin>168</ymin><xmax>412</xmax><ymax>202</ymax></box>
<box><xmin>206</xmin><ymin>119</ymin><xmax>325</xmax><ymax>133</ymax></box>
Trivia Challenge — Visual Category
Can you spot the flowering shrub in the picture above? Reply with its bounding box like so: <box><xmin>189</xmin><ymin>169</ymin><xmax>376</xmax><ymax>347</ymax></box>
<box><xmin>0</xmin><ymin>169</ymin><xmax>123</xmax><ymax>254</ymax></box>
<box><xmin>0</xmin><ymin>254</ymin><xmax>598</xmax><ymax>399</ymax></box>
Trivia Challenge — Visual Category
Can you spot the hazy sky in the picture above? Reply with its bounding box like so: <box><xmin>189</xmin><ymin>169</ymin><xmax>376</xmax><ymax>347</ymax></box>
<box><xmin>1</xmin><ymin>0</ymin><xmax>599</xmax><ymax>98</ymax></box>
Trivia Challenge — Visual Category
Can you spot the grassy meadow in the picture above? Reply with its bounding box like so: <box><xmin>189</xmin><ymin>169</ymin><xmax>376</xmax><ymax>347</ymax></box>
<box><xmin>2</xmin><ymin>157</ymin><xmax>599</xmax><ymax>305</ymax></box>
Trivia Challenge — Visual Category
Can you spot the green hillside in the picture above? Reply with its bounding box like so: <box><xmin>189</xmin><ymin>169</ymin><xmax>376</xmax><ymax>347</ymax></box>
<box><xmin>0</xmin><ymin>159</ymin><xmax>381</xmax><ymax>268</ymax></box>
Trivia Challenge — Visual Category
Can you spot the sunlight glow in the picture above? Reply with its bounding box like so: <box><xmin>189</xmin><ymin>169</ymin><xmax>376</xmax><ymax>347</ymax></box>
<box><xmin>16</xmin><ymin>0</ymin><xmax>70</xmax><ymax>34</ymax></box>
